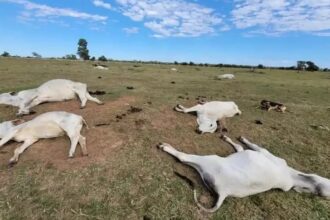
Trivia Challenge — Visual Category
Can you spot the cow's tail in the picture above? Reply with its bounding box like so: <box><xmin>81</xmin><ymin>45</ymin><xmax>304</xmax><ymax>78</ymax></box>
<box><xmin>174</xmin><ymin>171</ymin><xmax>222</xmax><ymax>213</ymax></box>
<box><xmin>82</xmin><ymin>117</ymin><xmax>89</xmax><ymax>129</ymax></box>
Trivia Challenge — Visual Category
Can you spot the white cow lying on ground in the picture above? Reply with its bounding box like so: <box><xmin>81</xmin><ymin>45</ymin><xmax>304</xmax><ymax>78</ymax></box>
<box><xmin>159</xmin><ymin>136</ymin><xmax>330</xmax><ymax>212</ymax></box>
<box><xmin>217</xmin><ymin>74</ymin><xmax>235</xmax><ymax>80</ymax></box>
<box><xmin>94</xmin><ymin>65</ymin><xmax>109</xmax><ymax>70</ymax></box>
<box><xmin>174</xmin><ymin>101</ymin><xmax>241</xmax><ymax>133</ymax></box>
<box><xmin>0</xmin><ymin>79</ymin><xmax>103</xmax><ymax>115</ymax></box>
<box><xmin>0</xmin><ymin>111</ymin><xmax>88</xmax><ymax>165</ymax></box>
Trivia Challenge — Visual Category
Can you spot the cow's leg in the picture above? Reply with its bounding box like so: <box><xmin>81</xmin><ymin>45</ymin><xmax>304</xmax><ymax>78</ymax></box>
<box><xmin>159</xmin><ymin>143</ymin><xmax>198</xmax><ymax>162</ymax></box>
<box><xmin>78</xmin><ymin>135</ymin><xmax>88</xmax><ymax>156</ymax></box>
<box><xmin>0</xmin><ymin>132</ymin><xmax>16</xmax><ymax>147</ymax></box>
<box><xmin>9</xmin><ymin>139</ymin><xmax>38</xmax><ymax>165</ymax></box>
<box><xmin>75</xmin><ymin>90</ymin><xmax>88</xmax><ymax>108</ymax></box>
<box><xmin>158</xmin><ymin>143</ymin><xmax>209</xmax><ymax>174</ymax></box>
<box><xmin>175</xmin><ymin>104</ymin><xmax>201</xmax><ymax>113</ymax></box>
<box><xmin>19</xmin><ymin>97</ymin><xmax>45</xmax><ymax>115</ymax></box>
<box><xmin>85</xmin><ymin>92</ymin><xmax>103</xmax><ymax>105</ymax></box>
<box><xmin>68</xmin><ymin>135</ymin><xmax>79</xmax><ymax>158</ymax></box>
<box><xmin>64</xmin><ymin>123</ymin><xmax>83</xmax><ymax>158</ymax></box>
<box><xmin>221</xmin><ymin>135</ymin><xmax>244</xmax><ymax>152</ymax></box>
<box><xmin>238</xmin><ymin>137</ymin><xmax>264</xmax><ymax>152</ymax></box>
<box><xmin>17</xmin><ymin>102</ymin><xmax>32</xmax><ymax>116</ymax></box>
<box><xmin>218</xmin><ymin>118</ymin><xmax>228</xmax><ymax>133</ymax></box>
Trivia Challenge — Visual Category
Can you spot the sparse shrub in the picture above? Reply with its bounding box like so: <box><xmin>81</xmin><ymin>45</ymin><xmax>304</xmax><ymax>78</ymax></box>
<box><xmin>306</xmin><ymin>61</ymin><xmax>319</xmax><ymax>71</ymax></box>
<box><xmin>32</xmin><ymin>52</ymin><xmax>42</xmax><ymax>58</ymax></box>
<box><xmin>257</xmin><ymin>64</ymin><xmax>264</xmax><ymax>69</ymax></box>
<box><xmin>1</xmin><ymin>51</ymin><xmax>10</xmax><ymax>57</ymax></box>
<box><xmin>65</xmin><ymin>54</ymin><xmax>77</xmax><ymax>60</ymax></box>
<box><xmin>98</xmin><ymin>55</ymin><xmax>107</xmax><ymax>62</ymax></box>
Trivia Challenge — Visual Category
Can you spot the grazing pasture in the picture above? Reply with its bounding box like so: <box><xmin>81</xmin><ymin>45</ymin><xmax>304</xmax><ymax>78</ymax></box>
<box><xmin>0</xmin><ymin>58</ymin><xmax>329</xmax><ymax>219</ymax></box>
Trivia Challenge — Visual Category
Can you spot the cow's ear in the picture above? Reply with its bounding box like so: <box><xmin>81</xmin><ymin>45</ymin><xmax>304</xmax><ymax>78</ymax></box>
<box><xmin>12</xmin><ymin>119</ymin><xmax>25</xmax><ymax>126</ymax></box>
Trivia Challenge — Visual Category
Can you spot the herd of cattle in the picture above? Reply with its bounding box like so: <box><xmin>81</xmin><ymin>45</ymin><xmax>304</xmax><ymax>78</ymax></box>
<box><xmin>0</xmin><ymin>79</ymin><xmax>329</xmax><ymax>213</ymax></box>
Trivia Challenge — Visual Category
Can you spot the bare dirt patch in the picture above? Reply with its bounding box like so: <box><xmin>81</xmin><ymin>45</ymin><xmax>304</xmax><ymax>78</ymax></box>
<box><xmin>0</xmin><ymin>96</ymin><xmax>136</xmax><ymax>170</ymax></box>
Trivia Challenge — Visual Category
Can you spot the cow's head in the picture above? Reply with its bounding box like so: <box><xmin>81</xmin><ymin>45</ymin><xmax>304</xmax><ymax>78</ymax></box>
<box><xmin>196</xmin><ymin>116</ymin><xmax>217</xmax><ymax>134</ymax></box>
<box><xmin>0</xmin><ymin>92</ymin><xmax>20</xmax><ymax>106</ymax></box>
<box><xmin>0</xmin><ymin>119</ymin><xmax>22</xmax><ymax>138</ymax></box>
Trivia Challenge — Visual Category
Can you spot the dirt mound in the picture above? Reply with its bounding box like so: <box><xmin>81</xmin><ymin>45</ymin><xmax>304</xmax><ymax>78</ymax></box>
<box><xmin>0</xmin><ymin>96</ymin><xmax>136</xmax><ymax>170</ymax></box>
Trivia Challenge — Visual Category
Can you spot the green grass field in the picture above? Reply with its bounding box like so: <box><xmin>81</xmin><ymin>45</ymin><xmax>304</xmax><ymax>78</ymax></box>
<box><xmin>0</xmin><ymin>57</ymin><xmax>329</xmax><ymax>219</ymax></box>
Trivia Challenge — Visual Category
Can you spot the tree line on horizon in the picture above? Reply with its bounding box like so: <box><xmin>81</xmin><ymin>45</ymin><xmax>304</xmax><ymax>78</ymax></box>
<box><xmin>0</xmin><ymin>38</ymin><xmax>327</xmax><ymax>72</ymax></box>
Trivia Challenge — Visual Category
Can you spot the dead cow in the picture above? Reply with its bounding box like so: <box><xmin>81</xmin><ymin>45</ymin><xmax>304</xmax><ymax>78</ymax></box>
<box><xmin>260</xmin><ymin>100</ymin><xmax>286</xmax><ymax>112</ymax></box>
<box><xmin>0</xmin><ymin>79</ymin><xmax>103</xmax><ymax>115</ymax></box>
<box><xmin>159</xmin><ymin>136</ymin><xmax>330</xmax><ymax>212</ymax></box>
<box><xmin>174</xmin><ymin>101</ymin><xmax>241</xmax><ymax>134</ymax></box>
<box><xmin>0</xmin><ymin>111</ymin><xmax>88</xmax><ymax>165</ymax></box>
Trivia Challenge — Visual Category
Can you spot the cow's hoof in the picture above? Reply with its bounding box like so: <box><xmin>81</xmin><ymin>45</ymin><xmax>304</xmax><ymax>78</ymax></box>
<box><xmin>8</xmin><ymin>160</ymin><xmax>17</xmax><ymax>167</ymax></box>
<box><xmin>98</xmin><ymin>102</ymin><xmax>105</xmax><ymax>105</ymax></box>
<box><xmin>174</xmin><ymin>104</ymin><xmax>183</xmax><ymax>112</ymax></box>
<box><xmin>220</xmin><ymin>134</ymin><xmax>226</xmax><ymax>140</ymax></box>
<box><xmin>82</xmin><ymin>153</ymin><xmax>89</xmax><ymax>157</ymax></box>
<box><xmin>80</xmin><ymin>106</ymin><xmax>85</xmax><ymax>109</ymax></box>
<box><xmin>158</xmin><ymin>143</ymin><xmax>168</xmax><ymax>149</ymax></box>
<box><xmin>238</xmin><ymin>136</ymin><xmax>245</xmax><ymax>142</ymax></box>
<box><xmin>68</xmin><ymin>156</ymin><xmax>74</xmax><ymax>159</ymax></box>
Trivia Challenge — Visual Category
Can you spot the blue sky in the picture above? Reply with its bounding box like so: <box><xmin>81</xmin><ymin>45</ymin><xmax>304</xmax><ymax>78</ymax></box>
<box><xmin>0</xmin><ymin>0</ymin><xmax>330</xmax><ymax>67</ymax></box>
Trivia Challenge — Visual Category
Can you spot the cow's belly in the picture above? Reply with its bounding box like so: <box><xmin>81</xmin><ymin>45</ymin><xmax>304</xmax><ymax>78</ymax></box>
<box><xmin>39</xmin><ymin>89</ymin><xmax>76</xmax><ymax>101</ymax></box>
<box><xmin>37</xmin><ymin>81</ymin><xmax>77</xmax><ymax>101</ymax></box>
<box><xmin>219</xmin><ymin>151</ymin><xmax>292</xmax><ymax>197</ymax></box>
<box><xmin>15</xmin><ymin>122</ymin><xmax>65</xmax><ymax>141</ymax></box>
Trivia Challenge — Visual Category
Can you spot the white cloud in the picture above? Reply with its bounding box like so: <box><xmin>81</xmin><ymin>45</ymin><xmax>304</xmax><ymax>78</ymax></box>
<box><xmin>232</xmin><ymin>0</ymin><xmax>330</xmax><ymax>35</ymax></box>
<box><xmin>5</xmin><ymin>0</ymin><xmax>107</xmax><ymax>22</ymax></box>
<box><xmin>92</xmin><ymin>0</ymin><xmax>112</xmax><ymax>10</ymax></box>
<box><xmin>313</xmin><ymin>32</ymin><xmax>330</xmax><ymax>37</ymax></box>
<box><xmin>115</xmin><ymin>0</ymin><xmax>226</xmax><ymax>37</ymax></box>
<box><xmin>123</xmin><ymin>27</ymin><xmax>139</xmax><ymax>34</ymax></box>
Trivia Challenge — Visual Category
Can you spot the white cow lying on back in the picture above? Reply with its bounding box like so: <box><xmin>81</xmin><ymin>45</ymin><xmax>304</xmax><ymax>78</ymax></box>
<box><xmin>0</xmin><ymin>111</ymin><xmax>88</xmax><ymax>166</ymax></box>
<box><xmin>159</xmin><ymin>136</ymin><xmax>330</xmax><ymax>212</ymax></box>
<box><xmin>0</xmin><ymin>79</ymin><xmax>103</xmax><ymax>115</ymax></box>
<box><xmin>175</xmin><ymin>101</ymin><xmax>241</xmax><ymax>133</ymax></box>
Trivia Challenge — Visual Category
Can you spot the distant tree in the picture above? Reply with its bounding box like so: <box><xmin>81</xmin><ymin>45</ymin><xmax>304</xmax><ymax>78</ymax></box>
<box><xmin>306</xmin><ymin>61</ymin><xmax>319</xmax><ymax>71</ymax></box>
<box><xmin>181</xmin><ymin>62</ymin><xmax>188</xmax><ymax>65</ymax></box>
<box><xmin>90</xmin><ymin>56</ymin><xmax>95</xmax><ymax>61</ymax></box>
<box><xmin>65</xmin><ymin>54</ymin><xmax>77</xmax><ymax>60</ymax></box>
<box><xmin>77</xmin><ymin>38</ymin><xmax>90</xmax><ymax>60</ymax></box>
<box><xmin>323</xmin><ymin>68</ymin><xmax>328</xmax><ymax>72</ymax></box>
<box><xmin>1</xmin><ymin>51</ymin><xmax>10</xmax><ymax>57</ymax></box>
<box><xmin>174</xmin><ymin>61</ymin><xmax>178</xmax><ymax>65</ymax></box>
<box><xmin>32</xmin><ymin>52</ymin><xmax>42</xmax><ymax>58</ymax></box>
<box><xmin>189</xmin><ymin>61</ymin><xmax>195</xmax><ymax>66</ymax></box>
<box><xmin>98</xmin><ymin>55</ymin><xmax>107</xmax><ymax>61</ymax></box>
<box><xmin>297</xmin><ymin>61</ymin><xmax>307</xmax><ymax>70</ymax></box>
<box><xmin>257</xmin><ymin>64</ymin><xmax>264</xmax><ymax>69</ymax></box>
